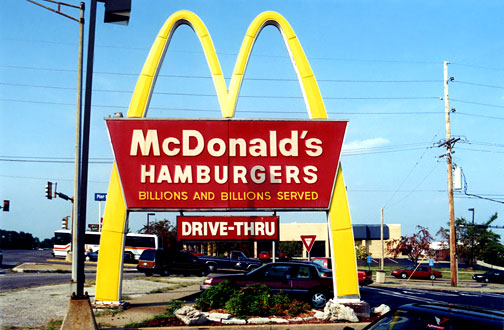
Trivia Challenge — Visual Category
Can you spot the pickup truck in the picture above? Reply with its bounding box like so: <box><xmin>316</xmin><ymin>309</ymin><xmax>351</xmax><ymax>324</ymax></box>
<box><xmin>311</xmin><ymin>257</ymin><xmax>373</xmax><ymax>285</ymax></box>
<box><xmin>390</xmin><ymin>266</ymin><xmax>442</xmax><ymax>280</ymax></box>
<box><xmin>199</xmin><ymin>251</ymin><xmax>262</xmax><ymax>272</ymax></box>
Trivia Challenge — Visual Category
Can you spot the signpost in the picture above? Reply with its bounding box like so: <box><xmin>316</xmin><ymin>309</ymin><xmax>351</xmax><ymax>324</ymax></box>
<box><xmin>301</xmin><ymin>234</ymin><xmax>316</xmax><ymax>261</ymax></box>
<box><xmin>94</xmin><ymin>193</ymin><xmax>106</xmax><ymax>231</ymax></box>
<box><xmin>367</xmin><ymin>255</ymin><xmax>372</xmax><ymax>271</ymax></box>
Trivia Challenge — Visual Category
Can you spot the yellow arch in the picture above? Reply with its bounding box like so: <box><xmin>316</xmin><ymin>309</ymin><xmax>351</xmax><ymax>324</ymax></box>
<box><xmin>95</xmin><ymin>10</ymin><xmax>358</xmax><ymax>304</ymax></box>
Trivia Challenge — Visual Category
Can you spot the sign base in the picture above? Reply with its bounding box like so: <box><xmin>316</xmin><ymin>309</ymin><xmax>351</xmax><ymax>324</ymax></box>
<box><xmin>61</xmin><ymin>295</ymin><xmax>97</xmax><ymax>330</ymax></box>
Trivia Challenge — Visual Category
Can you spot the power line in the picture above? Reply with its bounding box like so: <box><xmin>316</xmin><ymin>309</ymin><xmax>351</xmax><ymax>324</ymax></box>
<box><xmin>454</xmin><ymin>80</ymin><xmax>504</xmax><ymax>90</ymax></box>
<box><xmin>0</xmin><ymin>98</ymin><xmax>443</xmax><ymax>115</ymax></box>
<box><xmin>0</xmin><ymin>64</ymin><xmax>440</xmax><ymax>83</ymax></box>
<box><xmin>451</xmin><ymin>98</ymin><xmax>504</xmax><ymax>109</ymax></box>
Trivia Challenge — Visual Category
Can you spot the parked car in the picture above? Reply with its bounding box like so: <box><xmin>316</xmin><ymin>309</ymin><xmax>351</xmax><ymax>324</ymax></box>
<box><xmin>201</xmin><ymin>261</ymin><xmax>333</xmax><ymax>308</ymax></box>
<box><xmin>390</xmin><ymin>266</ymin><xmax>442</xmax><ymax>280</ymax></box>
<box><xmin>258</xmin><ymin>251</ymin><xmax>289</xmax><ymax>261</ymax></box>
<box><xmin>85</xmin><ymin>250</ymin><xmax>136</xmax><ymax>263</ymax></box>
<box><xmin>137</xmin><ymin>249</ymin><xmax>209</xmax><ymax>277</ymax></box>
<box><xmin>258</xmin><ymin>251</ymin><xmax>271</xmax><ymax>260</ymax></box>
<box><xmin>362</xmin><ymin>302</ymin><xmax>504</xmax><ymax>330</ymax></box>
<box><xmin>311</xmin><ymin>257</ymin><xmax>373</xmax><ymax>285</ymax></box>
<box><xmin>198</xmin><ymin>251</ymin><xmax>262</xmax><ymax>272</ymax></box>
<box><xmin>472</xmin><ymin>270</ymin><xmax>504</xmax><ymax>283</ymax></box>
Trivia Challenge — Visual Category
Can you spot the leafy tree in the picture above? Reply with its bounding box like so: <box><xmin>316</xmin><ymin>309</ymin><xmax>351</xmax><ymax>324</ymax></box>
<box><xmin>138</xmin><ymin>219</ymin><xmax>177</xmax><ymax>250</ymax></box>
<box><xmin>386</xmin><ymin>225</ymin><xmax>434</xmax><ymax>265</ymax></box>
<box><xmin>278</xmin><ymin>241</ymin><xmax>302</xmax><ymax>258</ymax></box>
<box><xmin>438</xmin><ymin>212</ymin><xmax>504</xmax><ymax>267</ymax></box>
<box><xmin>356</xmin><ymin>245</ymin><xmax>370</xmax><ymax>260</ymax></box>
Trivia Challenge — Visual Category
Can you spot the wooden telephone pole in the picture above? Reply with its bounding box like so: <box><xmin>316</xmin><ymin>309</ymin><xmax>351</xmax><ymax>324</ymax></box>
<box><xmin>443</xmin><ymin>61</ymin><xmax>458</xmax><ymax>287</ymax></box>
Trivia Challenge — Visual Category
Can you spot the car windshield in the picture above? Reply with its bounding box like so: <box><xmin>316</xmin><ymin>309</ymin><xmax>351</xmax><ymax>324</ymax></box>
<box><xmin>139</xmin><ymin>249</ymin><xmax>157</xmax><ymax>261</ymax></box>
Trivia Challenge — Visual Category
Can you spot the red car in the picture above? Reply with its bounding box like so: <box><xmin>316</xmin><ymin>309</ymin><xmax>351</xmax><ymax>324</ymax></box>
<box><xmin>390</xmin><ymin>266</ymin><xmax>442</xmax><ymax>280</ymax></box>
<box><xmin>201</xmin><ymin>261</ymin><xmax>333</xmax><ymax>309</ymax></box>
<box><xmin>311</xmin><ymin>257</ymin><xmax>373</xmax><ymax>285</ymax></box>
<box><xmin>258</xmin><ymin>251</ymin><xmax>289</xmax><ymax>260</ymax></box>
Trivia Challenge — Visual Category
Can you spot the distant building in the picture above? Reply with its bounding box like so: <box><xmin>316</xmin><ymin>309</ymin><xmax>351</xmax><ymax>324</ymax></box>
<box><xmin>184</xmin><ymin>222</ymin><xmax>401</xmax><ymax>259</ymax></box>
<box><xmin>276</xmin><ymin>223</ymin><xmax>401</xmax><ymax>259</ymax></box>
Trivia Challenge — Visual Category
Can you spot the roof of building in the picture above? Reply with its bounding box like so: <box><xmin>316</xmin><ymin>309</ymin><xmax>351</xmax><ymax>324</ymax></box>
<box><xmin>353</xmin><ymin>224</ymin><xmax>389</xmax><ymax>240</ymax></box>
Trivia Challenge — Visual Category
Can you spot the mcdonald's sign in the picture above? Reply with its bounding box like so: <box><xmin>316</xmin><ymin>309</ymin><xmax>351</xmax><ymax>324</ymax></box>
<box><xmin>95</xmin><ymin>10</ymin><xmax>359</xmax><ymax>305</ymax></box>
<box><xmin>106</xmin><ymin>118</ymin><xmax>346</xmax><ymax>210</ymax></box>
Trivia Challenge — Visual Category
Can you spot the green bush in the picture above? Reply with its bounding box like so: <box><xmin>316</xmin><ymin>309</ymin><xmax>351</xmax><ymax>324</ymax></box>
<box><xmin>225</xmin><ymin>284</ymin><xmax>272</xmax><ymax>318</ymax></box>
<box><xmin>194</xmin><ymin>280</ymin><xmax>239</xmax><ymax>311</ymax></box>
<box><xmin>165</xmin><ymin>299</ymin><xmax>183</xmax><ymax>317</ymax></box>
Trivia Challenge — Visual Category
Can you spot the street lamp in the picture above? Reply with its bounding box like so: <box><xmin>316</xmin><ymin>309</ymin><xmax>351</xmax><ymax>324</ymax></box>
<box><xmin>76</xmin><ymin>0</ymin><xmax>131</xmax><ymax>300</ymax></box>
<box><xmin>59</xmin><ymin>1</ymin><xmax>130</xmax><ymax>328</ymax></box>
<box><xmin>147</xmin><ymin>213</ymin><xmax>155</xmax><ymax>226</ymax></box>
<box><xmin>28</xmin><ymin>0</ymin><xmax>85</xmax><ymax>296</ymax></box>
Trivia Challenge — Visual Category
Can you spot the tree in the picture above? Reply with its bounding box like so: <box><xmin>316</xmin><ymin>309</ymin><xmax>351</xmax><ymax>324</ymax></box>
<box><xmin>438</xmin><ymin>212</ymin><xmax>504</xmax><ymax>267</ymax></box>
<box><xmin>386</xmin><ymin>226</ymin><xmax>434</xmax><ymax>265</ymax></box>
<box><xmin>138</xmin><ymin>219</ymin><xmax>178</xmax><ymax>250</ymax></box>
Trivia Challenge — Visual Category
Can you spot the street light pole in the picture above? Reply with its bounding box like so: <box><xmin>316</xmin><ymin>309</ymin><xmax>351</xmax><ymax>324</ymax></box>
<box><xmin>27</xmin><ymin>0</ymin><xmax>85</xmax><ymax>295</ymax></box>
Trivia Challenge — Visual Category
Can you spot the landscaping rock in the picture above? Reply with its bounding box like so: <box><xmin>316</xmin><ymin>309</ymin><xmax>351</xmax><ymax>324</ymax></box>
<box><xmin>174</xmin><ymin>306</ymin><xmax>208</xmax><ymax>325</ymax></box>
<box><xmin>324</xmin><ymin>300</ymin><xmax>359</xmax><ymax>322</ymax></box>
<box><xmin>374</xmin><ymin>304</ymin><xmax>391</xmax><ymax>315</ymax></box>
<box><xmin>314</xmin><ymin>310</ymin><xmax>330</xmax><ymax>321</ymax></box>
<box><xmin>270</xmin><ymin>317</ymin><xmax>289</xmax><ymax>324</ymax></box>
<box><xmin>206</xmin><ymin>312</ymin><xmax>232</xmax><ymax>322</ymax></box>
<box><xmin>248</xmin><ymin>317</ymin><xmax>272</xmax><ymax>324</ymax></box>
<box><xmin>222</xmin><ymin>318</ymin><xmax>247</xmax><ymax>325</ymax></box>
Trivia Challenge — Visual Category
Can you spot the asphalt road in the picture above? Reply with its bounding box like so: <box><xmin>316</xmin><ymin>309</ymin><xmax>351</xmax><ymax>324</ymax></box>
<box><xmin>361</xmin><ymin>285</ymin><xmax>504</xmax><ymax>311</ymax></box>
<box><xmin>2</xmin><ymin>249</ymin><xmax>503</xmax><ymax>313</ymax></box>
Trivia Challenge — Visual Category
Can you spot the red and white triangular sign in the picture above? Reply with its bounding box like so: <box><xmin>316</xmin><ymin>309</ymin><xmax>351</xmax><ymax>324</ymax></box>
<box><xmin>300</xmin><ymin>235</ymin><xmax>316</xmax><ymax>253</ymax></box>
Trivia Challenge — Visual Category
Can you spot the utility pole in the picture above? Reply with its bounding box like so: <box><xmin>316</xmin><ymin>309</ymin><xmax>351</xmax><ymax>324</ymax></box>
<box><xmin>443</xmin><ymin>61</ymin><xmax>458</xmax><ymax>287</ymax></box>
<box><xmin>380</xmin><ymin>207</ymin><xmax>384</xmax><ymax>270</ymax></box>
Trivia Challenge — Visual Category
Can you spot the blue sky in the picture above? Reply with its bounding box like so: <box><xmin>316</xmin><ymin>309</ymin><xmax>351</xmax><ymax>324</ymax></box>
<box><xmin>1</xmin><ymin>0</ymin><xmax>503</xmax><ymax>241</ymax></box>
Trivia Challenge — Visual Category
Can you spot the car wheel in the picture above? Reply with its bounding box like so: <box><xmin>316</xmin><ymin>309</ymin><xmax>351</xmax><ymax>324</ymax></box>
<box><xmin>429</xmin><ymin>274</ymin><xmax>436</xmax><ymax>280</ymax></box>
<box><xmin>310</xmin><ymin>291</ymin><xmax>329</xmax><ymax>309</ymax></box>
<box><xmin>207</xmin><ymin>264</ymin><xmax>217</xmax><ymax>272</ymax></box>
<box><xmin>401</xmin><ymin>273</ymin><xmax>408</xmax><ymax>279</ymax></box>
<box><xmin>144</xmin><ymin>271</ymin><xmax>153</xmax><ymax>277</ymax></box>
<box><xmin>484</xmin><ymin>278</ymin><xmax>490</xmax><ymax>283</ymax></box>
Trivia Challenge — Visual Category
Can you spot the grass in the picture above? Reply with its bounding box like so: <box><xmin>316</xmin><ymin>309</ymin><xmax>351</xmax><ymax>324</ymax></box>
<box><xmin>94</xmin><ymin>309</ymin><xmax>123</xmax><ymax>317</ymax></box>
<box><xmin>46</xmin><ymin>319</ymin><xmax>63</xmax><ymax>330</ymax></box>
<box><xmin>148</xmin><ymin>284</ymin><xmax>185</xmax><ymax>294</ymax></box>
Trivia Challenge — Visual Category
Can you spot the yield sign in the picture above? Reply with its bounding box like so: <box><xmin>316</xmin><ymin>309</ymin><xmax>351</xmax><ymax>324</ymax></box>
<box><xmin>300</xmin><ymin>235</ymin><xmax>316</xmax><ymax>253</ymax></box>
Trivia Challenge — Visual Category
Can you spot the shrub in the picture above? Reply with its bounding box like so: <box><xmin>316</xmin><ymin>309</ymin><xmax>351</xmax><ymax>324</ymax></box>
<box><xmin>165</xmin><ymin>299</ymin><xmax>183</xmax><ymax>317</ymax></box>
<box><xmin>286</xmin><ymin>299</ymin><xmax>311</xmax><ymax>316</ymax></box>
<box><xmin>194</xmin><ymin>280</ymin><xmax>239</xmax><ymax>311</ymax></box>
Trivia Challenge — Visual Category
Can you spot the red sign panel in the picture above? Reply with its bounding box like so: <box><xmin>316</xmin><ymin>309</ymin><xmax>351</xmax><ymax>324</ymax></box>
<box><xmin>301</xmin><ymin>235</ymin><xmax>316</xmax><ymax>252</ymax></box>
<box><xmin>106</xmin><ymin>119</ymin><xmax>346</xmax><ymax>211</ymax></box>
<box><xmin>177</xmin><ymin>216</ymin><xmax>279</xmax><ymax>241</ymax></box>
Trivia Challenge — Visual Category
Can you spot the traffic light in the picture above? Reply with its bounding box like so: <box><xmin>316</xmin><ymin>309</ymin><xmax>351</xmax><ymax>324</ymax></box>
<box><xmin>2</xmin><ymin>200</ymin><xmax>9</xmax><ymax>212</ymax></box>
<box><xmin>62</xmin><ymin>216</ymin><xmax>69</xmax><ymax>229</ymax></box>
<box><xmin>45</xmin><ymin>182</ymin><xmax>53</xmax><ymax>200</ymax></box>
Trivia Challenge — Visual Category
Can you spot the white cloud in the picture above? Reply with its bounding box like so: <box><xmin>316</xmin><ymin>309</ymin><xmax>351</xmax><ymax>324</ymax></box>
<box><xmin>343</xmin><ymin>137</ymin><xmax>389</xmax><ymax>151</ymax></box>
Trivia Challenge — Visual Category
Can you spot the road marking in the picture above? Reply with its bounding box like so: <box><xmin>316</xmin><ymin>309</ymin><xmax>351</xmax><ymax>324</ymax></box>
<box><xmin>363</xmin><ymin>287</ymin><xmax>440</xmax><ymax>304</ymax></box>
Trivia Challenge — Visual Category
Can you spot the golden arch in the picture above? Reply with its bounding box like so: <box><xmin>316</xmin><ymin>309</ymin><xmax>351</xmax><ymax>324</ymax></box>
<box><xmin>95</xmin><ymin>10</ymin><xmax>359</xmax><ymax>304</ymax></box>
